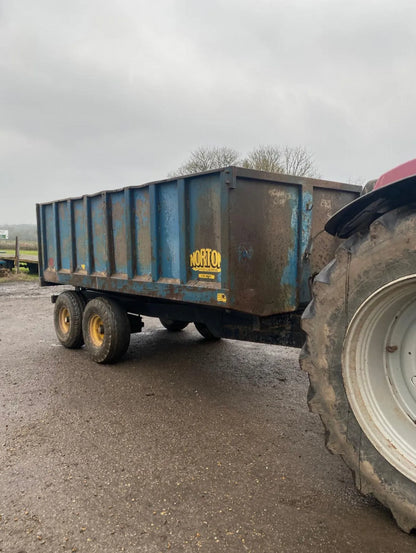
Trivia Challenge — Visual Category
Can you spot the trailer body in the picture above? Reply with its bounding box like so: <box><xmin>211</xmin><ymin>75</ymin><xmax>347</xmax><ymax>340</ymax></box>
<box><xmin>37</xmin><ymin>167</ymin><xmax>358</xmax><ymax>333</ymax></box>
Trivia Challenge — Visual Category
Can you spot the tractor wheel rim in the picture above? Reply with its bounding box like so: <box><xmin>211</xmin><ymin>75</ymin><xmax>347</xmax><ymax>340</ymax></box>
<box><xmin>59</xmin><ymin>307</ymin><xmax>70</xmax><ymax>334</ymax></box>
<box><xmin>89</xmin><ymin>314</ymin><xmax>105</xmax><ymax>347</ymax></box>
<box><xmin>343</xmin><ymin>275</ymin><xmax>416</xmax><ymax>482</ymax></box>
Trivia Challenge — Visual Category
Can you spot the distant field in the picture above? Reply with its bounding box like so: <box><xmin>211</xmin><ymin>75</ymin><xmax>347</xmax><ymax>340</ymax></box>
<box><xmin>0</xmin><ymin>239</ymin><xmax>37</xmax><ymax>252</ymax></box>
<box><xmin>1</xmin><ymin>250</ymin><xmax>38</xmax><ymax>257</ymax></box>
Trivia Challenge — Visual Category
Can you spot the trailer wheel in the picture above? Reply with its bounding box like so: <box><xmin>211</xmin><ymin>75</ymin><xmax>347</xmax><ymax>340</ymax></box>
<box><xmin>83</xmin><ymin>297</ymin><xmax>130</xmax><ymax>364</ymax></box>
<box><xmin>54</xmin><ymin>291</ymin><xmax>86</xmax><ymax>349</ymax></box>
<box><xmin>301</xmin><ymin>206</ymin><xmax>416</xmax><ymax>532</ymax></box>
<box><xmin>194</xmin><ymin>322</ymin><xmax>221</xmax><ymax>341</ymax></box>
<box><xmin>159</xmin><ymin>318</ymin><xmax>189</xmax><ymax>331</ymax></box>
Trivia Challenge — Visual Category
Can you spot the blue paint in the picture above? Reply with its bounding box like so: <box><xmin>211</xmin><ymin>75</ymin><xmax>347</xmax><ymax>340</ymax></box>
<box><xmin>124</xmin><ymin>188</ymin><xmax>134</xmax><ymax>280</ymax></box>
<box><xmin>299</xmin><ymin>190</ymin><xmax>314</xmax><ymax>304</ymax></box>
<box><xmin>53</xmin><ymin>203</ymin><xmax>60</xmax><ymax>270</ymax></box>
<box><xmin>158</xmin><ymin>183</ymin><xmax>180</xmax><ymax>279</ymax></box>
<box><xmin>149</xmin><ymin>184</ymin><xmax>159</xmax><ymax>280</ymax></box>
<box><xmin>44</xmin><ymin>204</ymin><xmax>56</xmax><ymax>268</ymax></box>
<box><xmin>133</xmin><ymin>187</ymin><xmax>151</xmax><ymax>277</ymax></box>
<box><xmin>84</xmin><ymin>196</ymin><xmax>92</xmax><ymax>275</ymax></box>
<box><xmin>90</xmin><ymin>195</ymin><xmax>106</xmax><ymax>274</ymax></box>
<box><xmin>280</xmin><ymin>188</ymin><xmax>300</xmax><ymax>309</ymax></box>
<box><xmin>219</xmin><ymin>170</ymin><xmax>229</xmax><ymax>291</ymax></box>
<box><xmin>38</xmin><ymin>168</ymin><xmax>358</xmax><ymax>316</ymax></box>
<box><xmin>58</xmin><ymin>201</ymin><xmax>71</xmax><ymax>270</ymax></box>
<box><xmin>177</xmin><ymin>179</ymin><xmax>188</xmax><ymax>284</ymax></box>
<box><xmin>111</xmin><ymin>191</ymin><xmax>128</xmax><ymax>275</ymax></box>
<box><xmin>39</xmin><ymin>205</ymin><xmax>47</xmax><ymax>275</ymax></box>
<box><xmin>238</xmin><ymin>245</ymin><xmax>253</xmax><ymax>262</ymax></box>
<box><xmin>49</xmin><ymin>271</ymin><xmax>225</xmax><ymax>305</ymax></box>
<box><xmin>73</xmin><ymin>198</ymin><xmax>87</xmax><ymax>271</ymax></box>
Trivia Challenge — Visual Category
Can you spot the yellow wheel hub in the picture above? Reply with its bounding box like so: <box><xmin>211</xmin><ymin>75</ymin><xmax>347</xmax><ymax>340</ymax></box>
<box><xmin>59</xmin><ymin>307</ymin><xmax>70</xmax><ymax>334</ymax></box>
<box><xmin>89</xmin><ymin>314</ymin><xmax>105</xmax><ymax>347</ymax></box>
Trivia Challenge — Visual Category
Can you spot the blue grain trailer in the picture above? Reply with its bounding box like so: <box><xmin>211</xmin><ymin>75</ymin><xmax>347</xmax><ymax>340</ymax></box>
<box><xmin>37</xmin><ymin>160</ymin><xmax>416</xmax><ymax>530</ymax></box>
<box><xmin>37</xmin><ymin>166</ymin><xmax>358</xmax><ymax>361</ymax></box>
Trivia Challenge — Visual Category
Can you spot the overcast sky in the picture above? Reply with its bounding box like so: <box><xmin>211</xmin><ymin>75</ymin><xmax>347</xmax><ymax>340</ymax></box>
<box><xmin>1</xmin><ymin>0</ymin><xmax>416</xmax><ymax>223</ymax></box>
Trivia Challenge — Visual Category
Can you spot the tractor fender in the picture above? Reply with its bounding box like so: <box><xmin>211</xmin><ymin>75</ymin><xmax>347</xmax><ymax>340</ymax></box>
<box><xmin>325</xmin><ymin>158</ymin><xmax>416</xmax><ymax>238</ymax></box>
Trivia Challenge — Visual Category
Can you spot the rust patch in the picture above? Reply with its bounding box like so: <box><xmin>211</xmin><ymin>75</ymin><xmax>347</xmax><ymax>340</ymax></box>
<box><xmin>386</xmin><ymin>345</ymin><xmax>398</xmax><ymax>353</ymax></box>
<box><xmin>135</xmin><ymin>193</ymin><xmax>151</xmax><ymax>276</ymax></box>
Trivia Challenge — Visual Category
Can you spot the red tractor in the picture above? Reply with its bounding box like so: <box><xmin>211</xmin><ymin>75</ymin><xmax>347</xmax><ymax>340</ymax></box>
<box><xmin>302</xmin><ymin>158</ymin><xmax>416</xmax><ymax>532</ymax></box>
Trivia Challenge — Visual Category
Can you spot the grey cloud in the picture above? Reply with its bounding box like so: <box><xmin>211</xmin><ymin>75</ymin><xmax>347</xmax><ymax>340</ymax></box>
<box><xmin>1</xmin><ymin>0</ymin><xmax>416</xmax><ymax>222</ymax></box>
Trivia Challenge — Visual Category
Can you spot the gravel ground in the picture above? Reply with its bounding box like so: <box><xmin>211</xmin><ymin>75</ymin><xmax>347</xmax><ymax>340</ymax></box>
<box><xmin>0</xmin><ymin>281</ymin><xmax>415</xmax><ymax>553</ymax></box>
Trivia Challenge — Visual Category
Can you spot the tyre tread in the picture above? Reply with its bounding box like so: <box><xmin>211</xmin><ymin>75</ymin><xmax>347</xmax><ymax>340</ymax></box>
<box><xmin>194</xmin><ymin>322</ymin><xmax>221</xmax><ymax>341</ymax></box>
<box><xmin>300</xmin><ymin>207</ymin><xmax>416</xmax><ymax>532</ymax></box>
<box><xmin>159</xmin><ymin>318</ymin><xmax>189</xmax><ymax>332</ymax></box>
<box><xmin>54</xmin><ymin>291</ymin><xmax>85</xmax><ymax>349</ymax></box>
<box><xmin>83</xmin><ymin>297</ymin><xmax>130</xmax><ymax>364</ymax></box>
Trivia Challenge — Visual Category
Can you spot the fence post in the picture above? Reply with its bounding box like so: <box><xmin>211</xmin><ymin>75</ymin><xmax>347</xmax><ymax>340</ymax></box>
<box><xmin>14</xmin><ymin>236</ymin><xmax>20</xmax><ymax>273</ymax></box>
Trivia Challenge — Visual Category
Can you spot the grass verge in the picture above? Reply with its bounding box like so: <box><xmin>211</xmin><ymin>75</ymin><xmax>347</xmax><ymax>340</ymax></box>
<box><xmin>0</xmin><ymin>250</ymin><xmax>38</xmax><ymax>256</ymax></box>
<box><xmin>0</xmin><ymin>271</ymin><xmax>39</xmax><ymax>283</ymax></box>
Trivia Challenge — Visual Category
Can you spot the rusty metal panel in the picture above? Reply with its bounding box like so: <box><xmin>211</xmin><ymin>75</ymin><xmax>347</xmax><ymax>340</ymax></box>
<box><xmin>111</xmin><ymin>191</ymin><xmax>128</xmax><ymax>276</ymax></box>
<box><xmin>157</xmin><ymin>183</ymin><xmax>180</xmax><ymax>280</ymax></box>
<box><xmin>37</xmin><ymin>168</ymin><xmax>360</xmax><ymax>316</ymax></box>
<box><xmin>90</xmin><ymin>194</ymin><xmax>106</xmax><ymax>275</ymax></box>
<box><xmin>226</xmin><ymin>170</ymin><xmax>360</xmax><ymax>315</ymax></box>
<box><xmin>310</xmin><ymin>186</ymin><xmax>358</xmax><ymax>274</ymax></box>
<box><xmin>229</xmin><ymin>176</ymin><xmax>300</xmax><ymax>315</ymax></box>
<box><xmin>57</xmin><ymin>201</ymin><xmax>70</xmax><ymax>271</ymax></box>
<box><xmin>188</xmin><ymin>173</ymin><xmax>223</xmax><ymax>286</ymax></box>
<box><xmin>73</xmin><ymin>198</ymin><xmax>87</xmax><ymax>274</ymax></box>
<box><xmin>133</xmin><ymin>187</ymin><xmax>151</xmax><ymax>278</ymax></box>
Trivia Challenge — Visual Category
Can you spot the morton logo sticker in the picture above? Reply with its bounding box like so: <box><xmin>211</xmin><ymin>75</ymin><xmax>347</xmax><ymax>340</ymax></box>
<box><xmin>190</xmin><ymin>248</ymin><xmax>221</xmax><ymax>280</ymax></box>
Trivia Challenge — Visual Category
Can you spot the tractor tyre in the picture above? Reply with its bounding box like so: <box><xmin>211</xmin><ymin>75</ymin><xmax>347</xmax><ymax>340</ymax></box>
<box><xmin>301</xmin><ymin>206</ymin><xmax>416</xmax><ymax>532</ymax></box>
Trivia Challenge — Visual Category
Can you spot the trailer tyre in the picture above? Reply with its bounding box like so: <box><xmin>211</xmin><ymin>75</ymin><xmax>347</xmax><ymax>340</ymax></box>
<box><xmin>83</xmin><ymin>297</ymin><xmax>130</xmax><ymax>364</ymax></box>
<box><xmin>54</xmin><ymin>291</ymin><xmax>86</xmax><ymax>349</ymax></box>
<box><xmin>159</xmin><ymin>318</ymin><xmax>189</xmax><ymax>331</ymax></box>
<box><xmin>301</xmin><ymin>206</ymin><xmax>416</xmax><ymax>532</ymax></box>
<box><xmin>194</xmin><ymin>322</ymin><xmax>221</xmax><ymax>341</ymax></box>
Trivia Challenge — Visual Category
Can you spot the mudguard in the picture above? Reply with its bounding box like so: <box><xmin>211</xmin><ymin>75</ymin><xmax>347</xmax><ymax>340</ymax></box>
<box><xmin>325</xmin><ymin>159</ymin><xmax>416</xmax><ymax>238</ymax></box>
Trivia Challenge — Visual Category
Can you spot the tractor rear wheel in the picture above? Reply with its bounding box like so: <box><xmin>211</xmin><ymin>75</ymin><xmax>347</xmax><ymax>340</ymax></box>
<box><xmin>301</xmin><ymin>206</ymin><xmax>416</xmax><ymax>532</ymax></box>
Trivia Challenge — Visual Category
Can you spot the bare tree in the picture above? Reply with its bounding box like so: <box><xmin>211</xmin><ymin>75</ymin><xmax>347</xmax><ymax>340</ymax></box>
<box><xmin>280</xmin><ymin>146</ymin><xmax>318</xmax><ymax>177</ymax></box>
<box><xmin>242</xmin><ymin>145</ymin><xmax>318</xmax><ymax>177</ymax></box>
<box><xmin>170</xmin><ymin>145</ymin><xmax>319</xmax><ymax>178</ymax></box>
<box><xmin>170</xmin><ymin>146</ymin><xmax>240</xmax><ymax>176</ymax></box>
<box><xmin>241</xmin><ymin>145</ymin><xmax>284</xmax><ymax>173</ymax></box>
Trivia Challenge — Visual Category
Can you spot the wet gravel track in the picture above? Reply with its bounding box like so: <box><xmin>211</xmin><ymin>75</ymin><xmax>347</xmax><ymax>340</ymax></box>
<box><xmin>0</xmin><ymin>281</ymin><xmax>415</xmax><ymax>553</ymax></box>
